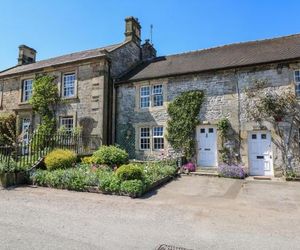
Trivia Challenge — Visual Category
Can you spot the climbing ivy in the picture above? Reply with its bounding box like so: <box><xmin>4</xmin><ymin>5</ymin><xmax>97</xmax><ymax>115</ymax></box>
<box><xmin>217</xmin><ymin>118</ymin><xmax>231</xmax><ymax>163</ymax></box>
<box><xmin>30</xmin><ymin>75</ymin><xmax>61</xmax><ymax>135</ymax></box>
<box><xmin>166</xmin><ymin>90</ymin><xmax>204</xmax><ymax>159</ymax></box>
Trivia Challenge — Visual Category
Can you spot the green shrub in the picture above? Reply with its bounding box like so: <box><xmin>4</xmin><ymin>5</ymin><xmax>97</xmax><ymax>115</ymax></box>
<box><xmin>120</xmin><ymin>180</ymin><xmax>144</xmax><ymax>197</ymax></box>
<box><xmin>44</xmin><ymin>149</ymin><xmax>77</xmax><ymax>171</ymax></box>
<box><xmin>81</xmin><ymin>156</ymin><xmax>94</xmax><ymax>164</ymax></box>
<box><xmin>0</xmin><ymin>160</ymin><xmax>20</xmax><ymax>173</ymax></box>
<box><xmin>116</xmin><ymin>164</ymin><xmax>144</xmax><ymax>181</ymax></box>
<box><xmin>32</xmin><ymin>165</ymin><xmax>102</xmax><ymax>191</ymax></box>
<box><xmin>98</xmin><ymin>173</ymin><xmax>121</xmax><ymax>193</ymax></box>
<box><xmin>92</xmin><ymin>146</ymin><xmax>128</xmax><ymax>166</ymax></box>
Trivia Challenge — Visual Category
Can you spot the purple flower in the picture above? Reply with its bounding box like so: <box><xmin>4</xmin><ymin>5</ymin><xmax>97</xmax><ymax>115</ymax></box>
<box><xmin>218</xmin><ymin>164</ymin><xmax>245</xmax><ymax>179</ymax></box>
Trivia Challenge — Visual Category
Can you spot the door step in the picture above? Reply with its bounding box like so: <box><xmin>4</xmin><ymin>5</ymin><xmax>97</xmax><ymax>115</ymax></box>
<box><xmin>186</xmin><ymin>168</ymin><xmax>219</xmax><ymax>177</ymax></box>
<box><xmin>253</xmin><ymin>176</ymin><xmax>272</xmax><ymax>180</ymax></box>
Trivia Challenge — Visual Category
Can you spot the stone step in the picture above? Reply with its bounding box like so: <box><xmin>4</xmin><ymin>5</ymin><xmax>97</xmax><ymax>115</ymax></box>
<box><xmin>187</xmin><ymin>170</ymin><xmax>219</xmax><ymax>177</ymax></box>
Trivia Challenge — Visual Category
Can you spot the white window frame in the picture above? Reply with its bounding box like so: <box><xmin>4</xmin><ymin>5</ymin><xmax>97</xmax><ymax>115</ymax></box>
<box><xmin>139</xmin><ymin>126</ymin><xmax>165</xmax><ymax>151</ymax></box>
<box><xmin>152</xmin><ymin>84</ymin><xmax>163</xmax><ymax>107</ymax></box>
<box><xmin>60</xmin><ymin>116</ymin><xmax>74</xmax><ymax>132</ymax></box>
<box><xmin>22</xmin><ymin>79</ymin><xmax>33</xmax><ymax>102</ymax></box>
<box><xmin>139</xmin><ymin>84</ymin><xmax>164</xmax><ymax>108</ymax></box>
<box><xmin>140</xmin><ymin>127</ymin><xmax>150</xmax><ymax>150</ymax></box>
<box><xmin>62</xmin><ymin>73</ymin><xmax>76</xmax><ymax>98</ymax></box>
<box><xmin>153</xmin><ymin>126</ymin><xmax>164</xmax><ymax>150</ymax></box>
<box><xmin>140</xmin><ymin>86</ymin><xmax>150</xmax><ymax>108</ymax></box>
<box><xmin>294</xmin><ymin>70</ymin><xmax>300</xmax><ymax>97</ymax></box>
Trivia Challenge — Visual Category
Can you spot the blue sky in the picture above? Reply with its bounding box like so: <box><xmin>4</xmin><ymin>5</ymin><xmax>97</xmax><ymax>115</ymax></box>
<box><xmin>1</xmin><ymin>0</ymin><xmax>300</xmax><ymax>71</ymax></box>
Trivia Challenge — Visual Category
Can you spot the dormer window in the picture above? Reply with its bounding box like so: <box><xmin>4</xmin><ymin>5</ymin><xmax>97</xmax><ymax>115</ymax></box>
<box><xmin>63</xmin><ymin>73</ymin><xmax>76</xmax><ymax>98</ymax></box>
<box><xmin>22</xmin><ymin>79</ymin><xmax>33</xmax><ymax>102</ymax></box>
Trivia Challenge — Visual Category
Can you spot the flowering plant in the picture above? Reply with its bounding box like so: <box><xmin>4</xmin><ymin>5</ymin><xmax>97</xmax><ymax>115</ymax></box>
<box><xmin>182</xmin><ymin>162</ymin><xmax>196</xmax><ymax>172</ymax></box>
<box><xmin>218</xmin><ymin>164</ymin><xmax>245</xmax><ymax>179</ymax></box>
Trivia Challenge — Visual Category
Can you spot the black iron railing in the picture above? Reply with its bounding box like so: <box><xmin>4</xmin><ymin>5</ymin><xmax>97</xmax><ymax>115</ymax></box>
<box><xmin>0</xmin><ymin>132</ymin><xmax>102</xmax><ymax>170</ymax></box>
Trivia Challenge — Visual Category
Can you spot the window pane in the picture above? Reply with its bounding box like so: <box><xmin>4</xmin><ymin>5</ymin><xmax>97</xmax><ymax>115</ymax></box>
<box><xmin>63</xmin><ymin>73</ymin><xmax>75</xmax><ymax>97</ymax></box>
<box><xmin>251</xmin><ymin>134</ymin><xmax>257</xmax><ymax>139</ymax></box>
<box><xmin>140</xmin><ymin>138</ymin><xmax>150</xmax><ymax>149</ymax></box>
<box><xmin>295</xmin><ymin>71</ymin><xmax>300</xmax><ymax>82</ymax></box>
<box><xmin>23</xmin><ymin>79</ymin><xmax>33</xmax><ymax>102</ymax></box>
<box><xmin>153</xmin><ymin>94</ymin><xmax>163</xmax><ymax>106</ymax></box>
<box><xmin>153</xmin><ymin>127</ymin><xmax>163</xmax><ymax>137</ymax></box>
<box><xmin>140</xmin><ymin>127</ymin><xmax>150</xmax><ymax>149</ymax></box>
<box><xmin>60</xmin><ymin>117</ymin><xmax>74</xmax><ymax>132</ymax></box>
<box><xmin>153</xmin><ymin>85</ymin><xmax>163</xmax><ymax>107</ymax></box>
<box><xmin>261</xmin><ymin>134</ymin><xmax>267</xmax><ymax>139</ymax></box>
<box><xmin>200</xmin><ymin>128</ymin><xmax>205</xmax><ymax>133</ymax></box>
<box><xmin>208</xmin><ymin>128</ymin><xmax>214</xmax><ymax>133</ymax></box>
<box><xmin>154</xmin><ymin>137</ymin><xmax>164</xmax><ymax>149</ymax></box>
<box><xmin>140</xmin><ymin>127</ymin><xmax>150</xmax><ymax>137</ymax></box>
<box><xmin>140</xmin><ymin>96</ymin><xmax>150</xmax><ymax>108</ymax></box>
<box><xmin>140</xmin><ymin>86</ymin><xmax>150</xmax><ymax>96</ymax></box>
<box><xmin>140</xmin><ymin>86</ymin><xmax>150</xmax><ymax>108</ymax></box>
<box><xmin>296</xmin><ymin>84</ymin><xmax>300</xmax><ymax>97</ymax></box>
<box><xmin>152</xmin><ymin>85</ymin><xmax>162</xmax><ymax>94</ymax></box>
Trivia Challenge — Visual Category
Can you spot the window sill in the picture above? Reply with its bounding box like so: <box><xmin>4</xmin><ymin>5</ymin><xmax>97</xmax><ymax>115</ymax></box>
<box><xmin>18</xmin><ymin>102</ymin><xmax>31</xmax><ymax>106</ymax></box>
<box><xmin>61</xmin><ymin>97</ymin><xmax>79</xmax><ymax>103</ymax></box>
<box><xmin>135</xmin><ymin>106</ymin><xmax>166</xmax><ymax>113</ymax></box>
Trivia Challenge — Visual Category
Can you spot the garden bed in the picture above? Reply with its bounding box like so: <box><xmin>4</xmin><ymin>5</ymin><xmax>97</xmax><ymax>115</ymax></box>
<box><xmin>30</xmin><ymin>161</ymin><xmax>178</xmax><ymax>198</ymax></box>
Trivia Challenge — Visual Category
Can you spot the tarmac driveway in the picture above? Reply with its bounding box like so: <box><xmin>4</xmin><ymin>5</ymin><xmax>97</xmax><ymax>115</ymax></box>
<box><xmin>0</xmin><ymin>176</ymin><xmax>300</xmax><ymax>250</ymax></box>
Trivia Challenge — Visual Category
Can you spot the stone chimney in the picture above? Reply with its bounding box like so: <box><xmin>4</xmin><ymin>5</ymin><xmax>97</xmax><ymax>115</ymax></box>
<box><xmin>141</xmin><ymin>39</ymin><xmax>157</xmax><ymax>60</ymax></box>
<box><xmin>18</xmin><ymin>45</ymin><xmax>36</xmax><ymax>65</ymax></box>
<box><xmin>124</xmin><ymin>16</ymin><xmax>141</xmax><ymax>45</ymax></box>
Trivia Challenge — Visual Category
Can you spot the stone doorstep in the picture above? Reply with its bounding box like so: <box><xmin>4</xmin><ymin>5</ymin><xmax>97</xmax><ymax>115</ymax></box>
<box><xmin>183</xmin><ymin>167</ymin><xmax>219</xmax><ymax>177</ymax></box>
<box><xmin>246</xmin><ymin>176</ymin><xmax>284</xmax><ymax>182</ymax></box>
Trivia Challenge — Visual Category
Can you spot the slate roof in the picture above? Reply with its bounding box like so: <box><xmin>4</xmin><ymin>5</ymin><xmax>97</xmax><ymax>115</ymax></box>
<box><xmin>118</xmin><ymin>34</ymin><xmax>300</xmax><ymax>82</ymax></box>
<box><xmin>0</xmin><ymin>43</ymin><xmax>123</xmax><ymax>78</ymax></box>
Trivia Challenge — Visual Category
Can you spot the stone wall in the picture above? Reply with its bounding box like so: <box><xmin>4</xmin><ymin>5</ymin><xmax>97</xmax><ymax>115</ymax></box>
<box><xmin>116</xmin><ymin>62</ymin><xmax>300</xmax><ymax>176</ymax></box>
<box><xmin>109</xmin><ymin>41</ymin><xmax>141</xmax><ymax>78</ymax></box>
<box><xmin>0</xmin><ymin>58</ymin><xmax>110</xmax><ymax>143</ymax></box>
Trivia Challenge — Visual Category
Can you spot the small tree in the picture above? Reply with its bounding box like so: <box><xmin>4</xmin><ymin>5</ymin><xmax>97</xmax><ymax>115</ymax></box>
<box><xmin>29</xmin><ymin>75</ymin><xmax>61</xmax><ymax>135</ymax></box>
<box><xmin>167</xmin><ymin>90</ymin><xmax>204</xmax><ymax>159</ymax></box>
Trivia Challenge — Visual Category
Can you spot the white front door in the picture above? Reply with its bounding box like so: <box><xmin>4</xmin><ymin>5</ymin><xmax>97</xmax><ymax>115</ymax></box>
<box><xmin>196</xmin><ymin>126</ymin><xmax>217</xmax><ymax>167</ymax></box>
<box><xmin>248</xmin><ymin>131</ymin><xmax>273</xmax><ymax>176</ymax></box>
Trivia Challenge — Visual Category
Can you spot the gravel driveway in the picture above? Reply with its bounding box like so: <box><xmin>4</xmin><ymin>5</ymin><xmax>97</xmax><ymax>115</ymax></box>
<box><xmin>0</xmin><ymin>176</ymin><xmax>300</xmax><ymax>250</ymax></box>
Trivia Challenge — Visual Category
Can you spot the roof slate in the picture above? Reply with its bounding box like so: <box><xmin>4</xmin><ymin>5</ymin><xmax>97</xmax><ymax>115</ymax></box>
<box><xmin>118</xmin><ymin>34</ymin><xmax>300</xmax><ymax>82</ymax></box>
<box><xmin>0</xmin><ymin>43</ymin><xmax>123</xmax><ymax>78</ymax></box>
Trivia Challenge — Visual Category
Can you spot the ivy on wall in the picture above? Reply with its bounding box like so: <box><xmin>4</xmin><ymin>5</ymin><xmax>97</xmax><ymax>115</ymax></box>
<box><xmin>30</xmin><ymin>75</ymin><xmax>61</xmax><ymax>135</ymax></box>
<box><xmin>166</xmin><ymin>90</ymin><xmax>204</xmax><ymax>159</ymax></box>
<box><xmin>217</xmin><ymin>118</ymin><xmax>231</xmax><ymax>163</ymax></box>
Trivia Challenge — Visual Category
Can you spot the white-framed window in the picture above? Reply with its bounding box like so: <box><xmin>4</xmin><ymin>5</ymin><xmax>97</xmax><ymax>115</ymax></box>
<box><xmin>139</xmin><ymin>126</ymin><xmax>164</xmax><ymax>150</ymax></box>
<box><xmin>63</xmin><ymin>73</ymin><xmax>75</xmax><ymax>98</ymax></box>
<box><xmin>294</xmin><ymin>70</ymin><xmax>300</xmax><ymax>96</ymax></box>
<box><xmin>140</xmin><ymin>127</ymin><xmax>150</xmax><ymax>149</ymax></box>
<box><xmin>140</xmin><ymin>86</ymin><xmax>150</xmax><ymax>108</ymax></box>
<box><xmin>140</xmin><ymin>84</ymin><xmax>163</xmax><ymax>108</ymax></box>
<box><xmin>60</xmin><ymin>116</ymin><xmax>74</xmax><ymax>132</ymax></box>
<box><xmin>153</xmin><ymin>126</ymin><xmax>164</xmax><ymax>150</ymax></box>
<box><xmin>153</xmin><ymin>85</ymin><xmax>163</xmax><ymax>107</ymax></box>
<box><xmin>22</xmin><ymin>79</ymin><xmax>33</xmax><ymax>102</ymax></box>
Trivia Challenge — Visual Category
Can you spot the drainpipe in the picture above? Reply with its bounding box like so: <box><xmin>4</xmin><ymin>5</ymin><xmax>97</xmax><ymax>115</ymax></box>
<box><xmin>235</xmin><ymin>69</ymin><xmax>242</xmax><ymax>161</ymax></box>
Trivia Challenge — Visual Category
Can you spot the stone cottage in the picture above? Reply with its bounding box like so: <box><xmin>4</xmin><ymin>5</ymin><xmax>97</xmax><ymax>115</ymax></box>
<box><xmin>1</xmin><ymin>16</ymin><xmax>300</xmax><ymax>176</ymax></box>
<box><xmin>0</xmin><ymin>17</ymin><xmax>144</xmax><ymax>145</ymax></box>
<box><xmin>115</xmin><ymin>33</ymin><xmax>300</xmax><ymax>177</ymax></box>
